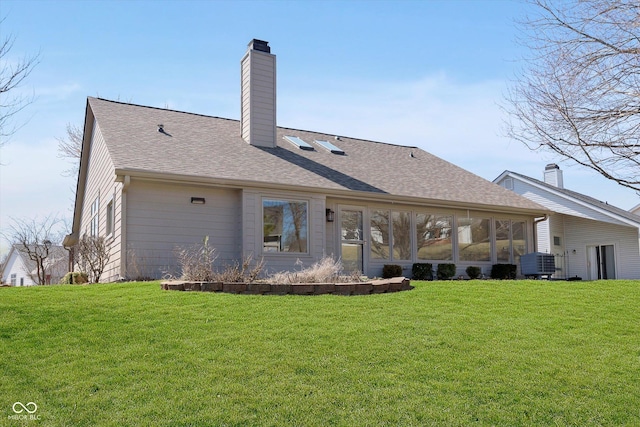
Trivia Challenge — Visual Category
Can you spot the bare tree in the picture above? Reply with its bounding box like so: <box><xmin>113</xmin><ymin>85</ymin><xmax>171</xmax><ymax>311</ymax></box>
<box><xmin>0</xmin><ymin>16</ymin><xmax>40</xmax><ymax>144</ymax></box>
<box><xmin>76</xmin><ymin>235</ymin><xmax>111</xmax><ymax>283</ymax></box>
<box><xmin>0</xmin><ymin>252</ymin><xmax>8</xmax><ymax>284</ymax></box>
<box><xmin>56</xmin><ymin>122</ymin><xmax>83</xmax><ymax>177</ymax></box>
<box><xmin>3</xmin><ymin>215</ymin><xmax>64</xmax><ymax>285</ymax></box>
<box><xmin>504</xmin><ymin>0</ymin><xmax>640</xmax><ymax>192</ymax></box>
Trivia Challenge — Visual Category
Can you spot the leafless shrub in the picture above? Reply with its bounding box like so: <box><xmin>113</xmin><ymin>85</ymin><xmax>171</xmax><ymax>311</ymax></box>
<box><xmin>270</xmin><ymin>256</ymin><xmax>363</xmax><ymax>284</ymax></box>
<box><xmin>126</xmin><ymin>248</ymin><xmax>155</xmax><ymax>281</ymax></box>
<box><xmin>76</xmin><ymin>235</ymin><xmax>111</xmax><ymax>283</ymax></box>
<box><xmin>215</xmin><ymin>253</ymin><xmax>265</xmax><ymax>283</ymax></box>
<box><xmin>175</xmin><ymin>236</ymin><xmax>218</xmax><ymax>282</ymax></box>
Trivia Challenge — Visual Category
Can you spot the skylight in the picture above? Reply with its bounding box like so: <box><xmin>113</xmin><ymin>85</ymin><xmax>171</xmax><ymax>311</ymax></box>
<box><xmin>284</xmin><ymin>136</ymin><xmax>314</xmax><ymax>151</ymax></box>
<box><xmin>314</xmin><ymin>139</ymin><xmax>345</xmax><ymax>155</ymax></box>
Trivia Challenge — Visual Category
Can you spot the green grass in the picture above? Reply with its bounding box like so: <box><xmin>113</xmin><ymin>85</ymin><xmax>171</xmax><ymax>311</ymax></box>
<box><xmin>1</xmin><ymin>280</ymin><xmax>639</xmax><ymax>426</ymax></box>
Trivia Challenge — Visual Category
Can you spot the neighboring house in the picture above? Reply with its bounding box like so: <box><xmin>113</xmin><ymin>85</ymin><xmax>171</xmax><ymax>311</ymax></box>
<box><xmin>494</xmin><ymin>164</ymin><xmax>640</xmax><ymax>280</ymax></box>
<box><xmin>631</xmin><ymin>203</ymin><xmax>640</xmax><ymax>217</ymax></box>
<box><xmin>63</xmin><ymin>39</ymin><xmax>547</xmax><ymax>282</ymax></box>
<box><xmin>1</xmin><ymin>244</ymin><xmax>68</xmax><ymax>286</ymax></box>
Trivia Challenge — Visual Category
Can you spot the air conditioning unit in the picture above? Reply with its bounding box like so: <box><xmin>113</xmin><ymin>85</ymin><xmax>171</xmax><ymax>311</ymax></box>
<box><xmin>521</xmin><ymin>252</ymin><xmax>555</xmax><ymax>279</ymax></box>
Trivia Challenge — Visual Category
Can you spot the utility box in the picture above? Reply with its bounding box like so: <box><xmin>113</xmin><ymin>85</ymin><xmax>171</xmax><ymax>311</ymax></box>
<box><xmin>521</xmin><ymin>252</ymin><xmax>555</xmax><ymax>279</ymax></box>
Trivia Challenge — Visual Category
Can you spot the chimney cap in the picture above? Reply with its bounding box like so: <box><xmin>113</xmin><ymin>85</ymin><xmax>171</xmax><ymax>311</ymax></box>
<box><xmin>545</xmin><ymin>163</ymin><xmax>560</xmax><ymax>170</ymax></box>
<box><xmin>249</xmin><ymin>39</ymin><xmax>270</xmax><ymax>53</ymax></box>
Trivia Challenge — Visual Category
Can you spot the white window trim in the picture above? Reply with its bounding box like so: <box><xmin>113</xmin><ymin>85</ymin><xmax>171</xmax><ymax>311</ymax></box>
<box><xmin>261</xmin><ymin>197</ymin><xmax>310</xmax><ymax>255</ymax></box>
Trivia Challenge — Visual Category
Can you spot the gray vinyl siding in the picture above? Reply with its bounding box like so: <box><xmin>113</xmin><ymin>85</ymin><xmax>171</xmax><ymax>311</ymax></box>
<box><xmin>240</xmin><ymin>49</ymin><xmax>276</xmax><ymax>148</ymax></box>
<box><xmin>242</xmin><ymin>189</ymin><xmax>326</xmax><ymax>276</ymax></box>
<box><xmin>125</xmin><ymin>181</ymin><xmax>241</xmax><ymax>280</ymax></box>
<box><xmin>79</xmin><ymin>121</ymin><xmax>122</xmax><ymax>282</ymax></box>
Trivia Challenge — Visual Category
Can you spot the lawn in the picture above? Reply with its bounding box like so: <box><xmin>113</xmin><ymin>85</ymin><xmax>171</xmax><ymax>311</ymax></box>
<box><xmin>1</xmin><ymin>280</ymin><xmax>639</xmax><ymax>426</ymax></box>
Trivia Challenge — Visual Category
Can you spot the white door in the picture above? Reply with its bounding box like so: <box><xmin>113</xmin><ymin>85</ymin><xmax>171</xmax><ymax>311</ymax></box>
<box><xmin>339</xmin><ymin>208</ymin><xmax>365</xmax><ymax>274</ymax></box>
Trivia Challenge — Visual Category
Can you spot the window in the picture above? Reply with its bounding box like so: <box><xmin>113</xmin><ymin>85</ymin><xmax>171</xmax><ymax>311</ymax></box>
<box><xmin>10</xmin><ymin>274</ymin><xmax>16</xmax><ymax>286</ymax></box>
<box><xmin>90</xmin><ymin>196</ymin><xmax>100</xmax><ymax>236</ymax></box>
<box><xmin>496</xmin><ymin>220</ymin><xmax>511</xmax><ymax>262</ymax></box>
<box><xmin>263</xmin><ymin>199</ymin><xmax>308</xmax><ymax>253</ymax></box>
<box><xmin>458</xmin><ymin>217</ymin><xmax>491</xmax><ymax>261</ymax></box>
<box><xmin>370</xmin><ymin>210</ymin><xmax>390</xmax><ymax>260</ymax></box>
<box><xmin>553</xmin><ymin>236</ymin><xmax>562</xmax><ymax>246</ymax></box>
<box><xmin>416</xmin><ymin>213</ymin><xmax>452</xmax><ymax>260</ymax></box>
<box><xmin>392</xmin><ymin>211</ymin><xmax>411</xmax><ymax>260</ymax></box>
<box><xmin>106</xmin><ymin>199</ymin><xmax>114</xmax><ymax>236</ymax></box>
<box><xmin>370</xmin><ymin>210</ymin><xmax>411</xmax><ymax>261</ymax></box>
<box><xmin>512</xmin><ymin>221</ymin><xmax>526</xmax><ymax>264</ymax></box>
<box><xmin>496</xmin><ymin>219</ymin><xmax>526</xmax><ymax>264</ymax></box>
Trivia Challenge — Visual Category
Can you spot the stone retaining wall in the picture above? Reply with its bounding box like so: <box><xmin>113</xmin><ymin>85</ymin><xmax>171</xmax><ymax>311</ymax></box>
<box><xmin>161</xmin><ymin>277</ymin><xmax>412</xmax><ymax>295</ymax></box>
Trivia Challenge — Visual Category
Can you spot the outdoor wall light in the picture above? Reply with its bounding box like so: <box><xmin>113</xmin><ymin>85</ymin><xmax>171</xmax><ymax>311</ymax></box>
<box><xmin>326</xmin><ymin>208</ymin><xmax>335</xmax><ymax>222</ymax></box>
<box><xmin>191</xmin><ymin>197</ymin><xmax>206</xmax><ymax>205</ymax></box>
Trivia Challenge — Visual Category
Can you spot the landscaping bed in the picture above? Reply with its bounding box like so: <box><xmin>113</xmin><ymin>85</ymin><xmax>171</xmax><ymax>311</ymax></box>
<box><xmin>161</xmin><ymin>276</ymin><xmax>412</xmax><ymax>295</ymax></box>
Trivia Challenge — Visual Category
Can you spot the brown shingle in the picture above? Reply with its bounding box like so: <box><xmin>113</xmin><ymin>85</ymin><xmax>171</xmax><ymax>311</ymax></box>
<box><xmin>89</xmin><ymin>97</ymin><xmax>545</xmax><ymax>212</ymax></box>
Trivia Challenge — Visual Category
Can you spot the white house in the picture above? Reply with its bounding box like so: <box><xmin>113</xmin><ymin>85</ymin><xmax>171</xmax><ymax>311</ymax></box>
<box><xmin>63</xmin><ymin>39</ymin><xmax>548</xmax><ymax>282</ymax></box>
<box><xmin>1</xmin><ymin>245</ymin><xmax>68</xmax><ymax>286</ymax></box>
<box><xmin>494</xmin><ymin>164</ymin><xmax>640</xmax><ymax>280</ymax></box>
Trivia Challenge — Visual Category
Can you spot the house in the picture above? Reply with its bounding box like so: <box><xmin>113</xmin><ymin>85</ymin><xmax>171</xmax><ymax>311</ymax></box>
<box><xmin>1</xmin><ymin>244</ymin><xmax>67</xmax><ymax>286</ymax></box>
<box><xmin>63</xmin><ymin>39</ymin><xmax>548</xmax><ymax>282</ymax></box>
<box><xmin>631</xmin><ymin>203</ymin><xmax>640</xmax><ymax>217</ymax></box>
<box><xmin>494</xmin><ymin>164</ymin><xmax>640</xmax><ymax>280</ymax></box>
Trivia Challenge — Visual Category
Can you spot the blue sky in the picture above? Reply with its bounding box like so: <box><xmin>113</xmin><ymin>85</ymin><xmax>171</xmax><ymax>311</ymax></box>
<box><xmin>0</xmin><ymin>0</ymin><xmax>637</xmax><ymax>253</ymax></box>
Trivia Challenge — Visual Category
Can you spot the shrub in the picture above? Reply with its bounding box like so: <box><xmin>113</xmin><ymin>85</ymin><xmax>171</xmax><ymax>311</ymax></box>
<box><xmin>491</xmin><ymin>264</ymin><xmax>517</xmax><ymax>280</ymax></box>
<box><xmin>175</xmin><ymin>236</ymin><xmax>218</xmax><ymax>282</ymax></box>
<box><xmin>76</xmin><ymin>235</ymin><xmax>111</xmax><ymax>283</ymax></box>
<box><xmin>412</xmin><ymin>263</ymin><xmax>433</xmax><ymax>280</ymax></box>
<box><xmin>60</xmin><ymin>272</ymin><xmax>88</xmax><ymax>285</ymax></box>
<box><xmin>436</xmin><ymin>263</ymin><xmax>456</xmax><ymax>280</ymax></box>
<box><xmin>465</xmin><ymin>266</ymin><xmax>481</xmax><ymax>280</ymax></box>
<box><xmin>216</xmin><ymin>254</ymin><xmax>265</xmax><ymax>283</ymax></box>
<box><xmin>270</xmin><ymin>256</ymin><xmax>361</xmax><ymax>284</ymax></box>
<box><xmin>382</xmin><ymin>264</ymin><xmax>403</xmax><ymax>279</ymax></box>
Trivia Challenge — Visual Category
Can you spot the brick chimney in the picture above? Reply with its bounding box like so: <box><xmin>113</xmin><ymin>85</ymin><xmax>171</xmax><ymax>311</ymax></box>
<box><xmin>544</xmin><ymin>163</ymin><xmax>564</xmax><ymax>188</ymax></box>
<box><xmin>241</xmin><ymin>39</ymin><xmax>277</xmax><ymax>148</ymax></box>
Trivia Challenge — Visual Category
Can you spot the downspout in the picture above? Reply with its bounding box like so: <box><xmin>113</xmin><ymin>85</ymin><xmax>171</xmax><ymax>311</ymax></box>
<box><xmin>120</xmin><ymin>175</ymin><xmax>130</xmax><ymax>279</ymax></box>
<box><xmin>532</xmin><ymin>214</ymin><xmax>549</xmax><ymax>253</ymax></box>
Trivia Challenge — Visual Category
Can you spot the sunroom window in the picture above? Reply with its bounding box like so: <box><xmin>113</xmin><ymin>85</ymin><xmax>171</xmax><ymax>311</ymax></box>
<box><xmin>370</xmin><ymin>210</ymin><xmax>390</xmax><ymax>260</ymax></box>
<box><xmin>392</xmin><ymin>211</ymin><xmax>411</xmax><ymax>260</ymax></box>
<box><xmin>416</xmin><ymin>213</ymin><xmax>453</xmax><ymax>260</ymax></box>
<box><xmin>458</xmin><ymin>217</ymin><xmax>491</xmax><ymax>262</ymax></box>
<box><xmin>496</xmin><ymin>219</ymin><xmax>526</xmax><ymax>264</ymax></box>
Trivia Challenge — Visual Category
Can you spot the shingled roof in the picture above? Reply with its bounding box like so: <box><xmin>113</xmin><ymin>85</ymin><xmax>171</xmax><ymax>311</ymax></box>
<box><xmin>502</xmin><ymin>170</ymin><xmax>640</xmax><ymax>226</ymax></box>
<box><xmin>87</xmin><ymin>97</ymin><xmax>546</xmax><ymax>214</ymax></box>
